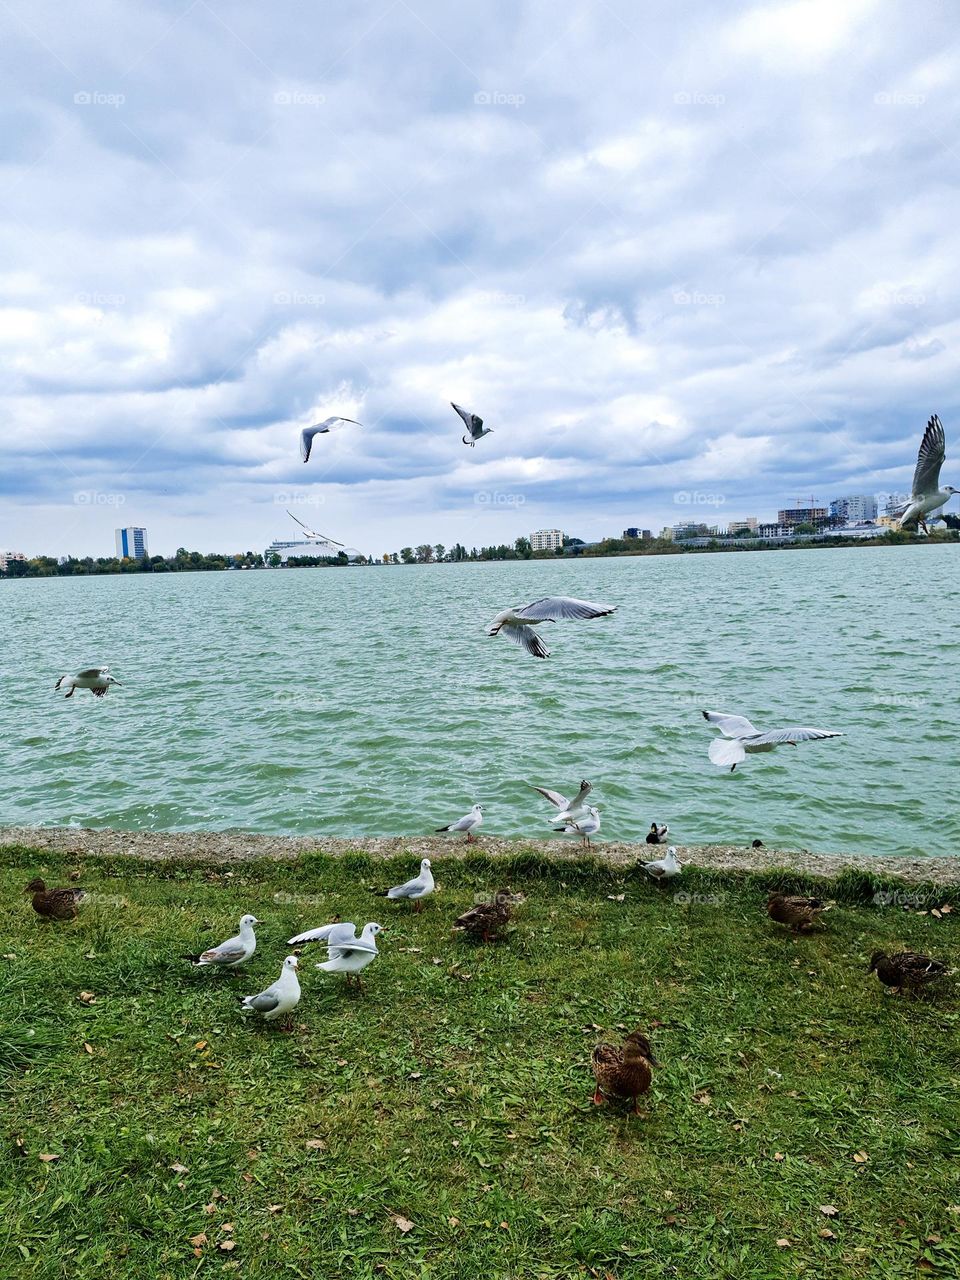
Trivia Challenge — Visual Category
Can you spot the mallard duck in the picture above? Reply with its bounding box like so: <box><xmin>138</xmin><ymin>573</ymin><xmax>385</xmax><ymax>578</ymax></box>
<box><xmin>868</xmin><ymin>950</ymin><xmax>948</xmax><ymax>996</ymax></box>
<box><xmin>767</xmin><ymin>892</ymin><xmax>828</xmax><ymax>933</ymax></box>
<box><xmin>591</xmin><ymin>1029</ymin><xmax>659</xmax><ymax>1114</ymax></box>
<box><xmin>25</xmin><ymin>877</ymin><xmax>84</xmax><ymax>920</ymax></box>
<box><xmin>453</xmin><ymin>889</ymin><xmax>521</xmax><ymax>943</ymax></box>
<box><xmin>646</xmin><ymin>822</ymin><xmax>669</xmax><ymax>844</ymax></box>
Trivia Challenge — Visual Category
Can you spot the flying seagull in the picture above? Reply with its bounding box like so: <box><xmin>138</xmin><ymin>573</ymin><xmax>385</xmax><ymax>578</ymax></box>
<box><xmin>702</xmin><ymin>710</ymin><xmax>843</xmax><ymax>771</ymax></box>
<box><xmin>452</xmin><ymin>402</ymin><xmax>491</xmax><ymax>447</ymax></box>
<box><xmin>315</xmin><ymin>921</ymin><xmax>383</xmax><ymax>988</ymax></box>
<box><xmin>55</xmin><ymin>667</ymin><xmax>121</xmax><ymax>699</ymax></box>
<box><xmin>554</xmin><ymin>804</ymin><xmax>601</xmax><ymax>847</ymax></box>
<box><xmin>528</xmin><ymin>779</ymin><xmax>592</xmax><ymax>825</ymax></box>
<box><xmin>896</xmin><ymin>415</ymin><xmax>958</xmax><ymax>533</ymax></box>
<box><xmin>240</xmin><ymin>955</ymin><xmax>301</xmax><ymax>1029</ymax></box>
<box><xmin>183</xmin><ymin>914</ymin><xmax>260</xmax><ymax>968</ymax></box>
<box><xmin>487</xmin><ymin>597</ymin><xmax>616</xmax><ymax>659</ymax></box>
<box><xmin>436</xmin><ymin>805</ymin><xmax>484</xmax><ymax>842</ymax></box>
<box><xmin>642</xmin><ymin>845</ymin><xmax>681</xmax><ymax>881</ymax></box>
<box><xmin>300</xmin><ymin>415</ymin><xmax>361</xmax><ymax>463</ymax></box>
<box><xmin>286</xmin><ymin>509</ymin><xmax>344</xmax><ymax>547</ymax></box>
<box><xmin>383</xmin><ymin>857</ymin><xmax>436</xmax><ymax>908</ymax></box>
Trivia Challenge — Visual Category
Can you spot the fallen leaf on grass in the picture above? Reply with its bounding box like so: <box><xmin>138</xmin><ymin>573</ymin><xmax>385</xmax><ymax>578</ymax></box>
<box><xmin>447</xmin><ymin>1217</ymin><xmax>460</xmax><ymax>1227</ymax></box>
<box><xmin>773</xmin><ymin>1152</ymin><xmax>785</xmax><ymax>1162</ymax></box>
<box><xmin>391</xmin><ymin>1215</ymin><xmax>415</xmax><ymax>1234</ymax></box>
<box><xmin>38</xmin><ymin>1153</ymin><xmax>61</xmax><ymax>1163</ymax></box>
<box><xmin>606</xmin><ymin>894</ymin><xmax>625</xmax><ymax>902</ymax></box>
<box><xmin>776</xmin><ymin>1238</ymin><xmax>791</xmax><ymax>1248</ymax></box>
<box><xmin>169</xmin><ymin>1162</ymin><xmax>189</xmax><ymax>1174</ymax></box>
<box><xmin>267</xmin><ymin>1205</ymin><xmax>283</xmax><ymax>1214</ymax></box>
<box><xmin>693</xmin><ymin>1090</ymin><xmax>712</xmax><ymax>1106</ymax></box>
<box><xmin>819</xmin><ymin>1228</ymin><xmax>836</xmax><ymax>1239</ymax></box>
<box><xmin>305</xmin><ymin>1139</ymin><xmax>326</xmax><ymax>1150</ymax></box>
<box><xmin>194</xmin><ymin>1041</ymin><xmax>207</xmax><ymax>1051</ymax></box>
<box><xmin>218</xmin><ymin>1240</ymin><xmax>236</xmax><ymax>1252</ymax></box>
<box><xmin>852</xmin><ymin>1151</ymin><xmax>869</xmax><ymax>1164</ymax></box>
<box><xmin>78</xmin><ymin>992</ymin><xmax>96</xmax><ymax>1004</ymax></box>
<box><xmin>819</xmin><ymin>1206</ymin><xmax>838</xmax><ymax>1217</ymax></box>
<box><xmin>82</xmin><ymin>1043</ymin><xmax>94</xmax><ymax>1055</ymax></box>
<box><xmin>189</xmin><ymin>1233</ymin><xmax>207</xmax><ymax>1248</ymax></box>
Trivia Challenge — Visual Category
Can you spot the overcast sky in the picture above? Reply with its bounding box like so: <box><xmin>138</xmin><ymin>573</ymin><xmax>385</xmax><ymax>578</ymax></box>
<box><xmin>2</xmin><ymin>0</ymin><xmax>959</xmax><ymax>558</ymax></box>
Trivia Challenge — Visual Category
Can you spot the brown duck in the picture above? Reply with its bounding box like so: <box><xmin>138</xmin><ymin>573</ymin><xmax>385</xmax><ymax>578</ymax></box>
<box><xmin>25</xmin><ymin>877</ymin><xmax>84</xmax><ymax>920</ymax></box>
<box><xmin>869</xmin><ymin>950</ymin><xmax>948</xmax><ymax>996</ymax></box>
<box><xmin>453</xmin><ymin>889</ymin><xmax>520</xmax><ymax>943</ymax></box>
<box><xmin>767</xmin><ymin>892</ymin><xmax>829</xmax><ymax>933</ymax></box>
<box><xmin>591</xmin><ymin>1029</ymin><xmax>659</xmax><ymax>1114</ymax></box>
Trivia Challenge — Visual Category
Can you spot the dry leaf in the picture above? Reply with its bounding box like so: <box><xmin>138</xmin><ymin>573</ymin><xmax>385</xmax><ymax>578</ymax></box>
<box><xmin>78</xmin><ymin>992</ymin><xmax>96</xmax><ymax>1004</ymax></box>
<box><xmin>267</xmin><ymin>1205</ymin><xmax>283</xmax><ymax>1214</ymax></box>
<box><xmin>38</xmin><ymin>1153</ymin><xmax>61</xmax><ymax>1162</ymax></box>
<box><xmin>776</xmin><ymin>1238</ymin><xmax>791</xmax><ymax>1248</ymax></box>
<box><xmin>346</xmin><ymin>1208</ymin><xmax>359</xmax><ymax>1217</ymax></box>
<box><xmin>218</xmin><ymin>1240</ymin><xmax>236</xmax><ymax>1252</ymax></box>
<box><xmin>819</xmin><ymin>1228</ymin><xmax>836</xmax><ymax>1239</ymax></box>
<box><xmin>940</xmin><ymin>904</ymin><xmax>953</xmax><ymax>914</ymax></box>
<box><xmin>83</xmin><ymin>1042</ymin><xmax>94</xmax><ymax>1055</ymax></box>
<box><xmin>773</xmin><ymin>1152</ymin><xmax>785</xmax><ymax>1162</ymax></box>
<box><xmin>220</xmin><ymin>1224</ymin><xmax>234</xmax><ymax>1233</ymax></box>
<box><xmin>392</xmin><ymin>1215</ymin><xmax>415</xmax><ymax>1234</ymax></box>
<box><xmin>852</xmin><ymin>1151</ymin><xmax>869</xmax><ymax>1164</ymax></box>
<box><xmin>926</xmin><ymin>1234</ymin><xmax>942</xmax><ymax>1245</ymax></box>
<box><xmin>194</xmin><ymin>1040</ymin><xmax>207</xmax><ymax>1051</ymax></box>
<box><xmin>246</xmin><ymin>1148</ymin><xmax>260</xmax><ymax>1161</ymax></box>
<box><xmin>606</xmin><ymin>894</ymin><xmax>626</xmax><ymax>902</ymax></box>
<box><xmin>305</xmin><ymin>1139</ymin><xmax>326</xmax><ymax>1150</ymax></box>
<box><xmin>663</xmin><ymin>1214</ymin><xmax>677</xmax><ymax>1225</ymax></box>
<box><xmin>819</xmin><ymin>1205</ymin><xmax>838</xmax><ymax>1217</ymax></box>
<box><xmin>203</xmin><ymin>1203</ymin><xmax>216</xmax><ymax>1215</ymax></box>
<box><xmin>189</xmin><ymin>1233</ymin><xmax>207</xmax><ymax>1248</ymax></box>
<box><xmin>408</xmin><ymin>1072</ymin><xmax>422</xmax><ymax>1080</ymax></box>
<box><xmin>169</xmin><ymin>1162</ymin><xmax>189</xmax><ymax>1174</ymax></box>
<box><xmin>448</xmin><ymin>1216</ymin><xmax>460</xmax><ymax>1227</ymax></box>
<box><xmin>693</xmin><ymin>1090</ymin><xmax>712</xmax><ymax>1106</ymax></box>
<box><xmin>931</xmin><ymin>909</ymin><xmax>943</xmax><ymax>920</ymax></box>
<box><xmin>499</xmin><ymin>1221</ymin><xmax>509</xmax><ymax>1230</ymax></box>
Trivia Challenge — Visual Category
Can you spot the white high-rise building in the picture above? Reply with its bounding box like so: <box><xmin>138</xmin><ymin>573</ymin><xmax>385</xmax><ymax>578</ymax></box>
<box><xmin>115</xmin><ymin>527</ymin><xmax>148</xmax><ymax>559</ymax></box>
<box><xmin>530</xmin><ymin>528</ymin><xmax>563</xmax><ymax>552</ymax></box>
<box><xmin>829</xmin><ymin>494</ymin><xmax>877</xmax><ymax>522</ymax></box>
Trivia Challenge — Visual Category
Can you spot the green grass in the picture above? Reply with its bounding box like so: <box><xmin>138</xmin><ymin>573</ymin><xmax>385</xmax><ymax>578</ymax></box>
<box><xmin>1</xmin><ymin>847</ymin><xmax>958</xmax><ymax>1279</ymax></box>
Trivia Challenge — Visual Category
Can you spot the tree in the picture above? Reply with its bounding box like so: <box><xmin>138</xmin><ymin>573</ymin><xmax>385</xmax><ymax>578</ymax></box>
<box><xmin>415</xmin><ymin>544</ymin><xmax>434</xmax><ymax>563</ymax></box>
<box><xmin>434</xmin><ymin>544</ymin><xmax>446</xmax><ymax>562</ymax></box>
<box><xmin>514</xmin><ymin>536</ymin><xmax>531</xmax><ymax>558</ymax></box>
<box><xmin>400</xmin><ymin>547</ymin><xmax>415</xmax><ymax>564</ymax></box>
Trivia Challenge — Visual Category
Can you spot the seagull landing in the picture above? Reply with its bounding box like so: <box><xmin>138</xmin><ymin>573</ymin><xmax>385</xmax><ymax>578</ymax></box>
<box><xmin>554</xmin><ymin>805</ymin><xmax>600</xmax><ymax>848</ymax></box>
<box><xmin>896</xmin><ymin>414</ymin><xmax>958</xmax><ymax>533</ymax></box>
<box><xmin>436</xmin><ymin>805</ymin><xmax>484</xmax><ymax>843</ymax></box>
<box><xmin>300</xmin><ymin>416</ymin><xmax>362</xmax><ymax>463</ymax></box>
<box><xmin>528</xmin><ymin>779</ymin><xmax>592</xmax><ymax>825</ymax></box>
<box><xmin>701</xmin><ymin>710</ymin><xmax>842</xmax><ymax>771</ymax></box>
<box><xmin>451</xmin><ymin>402</ymin><xmax>491</xmax><ymax>447</ymax></box>
<box><xmin>55</xmin><ymin>667</ymin><xmax>121</xmax><ymax>699</ymax></box>
<box><xmin>240</xmin><ymin>956</ymin><xmax>301</xmax><ymax>1029</ymax></box>
<box><xmin>487</xmin><ymin>597</ymin><xmax>616</xmax><ymax>659</ymax></box>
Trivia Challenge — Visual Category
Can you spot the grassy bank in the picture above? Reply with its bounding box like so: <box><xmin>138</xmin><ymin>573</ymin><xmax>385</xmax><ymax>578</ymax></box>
<box><xmin>2</xmin><ymin>848</ymin><xmax>958</xmax><ymax>1279</ymax></box>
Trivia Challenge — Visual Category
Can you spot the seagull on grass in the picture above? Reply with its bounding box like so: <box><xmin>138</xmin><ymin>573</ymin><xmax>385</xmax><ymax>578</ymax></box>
<box><xmin>487</xmin><ymin>597</ymin><xmax>616</xmax><ymax>659</ymax></box>
<box><xmin>240</xmin><ymin>956</ymin><xmax>301</xmax><ymax>1029</ymax></box>
<box><xmin>528</xmin><ymin>779</ymin><xmax>592</xmax><ymax>825</ymax></box>
<box><xmin>642</xmin><ymin>846</ymin><xmax>681</xmax><ymax>881</ymax></box>
<box><xmin>183</xmin><ymin>914</ymin><xmax>260</xmax><ymax>968</ymax></box>
<box><xmin>315</xmin><ymin>921</ymin><xmax>383</xmax><ymax>989</ymax></box>
<box><xmin>382</xmin><ymin>857</ymin><xmax>436</xmax><ymax>908</ymax></box>
<box><xmin>895</xmin><ymin>414</ymin><xmax>958</xmax><ymax>533</ymax></box>
<box><xmin>452</xmin><ymin>402</ymin><xmax>491</xmax><ymax>447</ymax></box>
<box><xmin>701</xmin><ymin>710</ymin><xmax>842</xmax><ymax>771</ymax></box>
<box><xmin>55</xmin><ymin>667</ymin><xmax>121</xmax><ymax>699</ymax></box>
<box><xmin>288</xmin><ymin>921</ymin><xmax>359</xmax><ymax>948</ymax></box>
<box><xmin>300</xmin><ymin>416</ymin><xmax>361</xmax><ymax>463</ymax></box>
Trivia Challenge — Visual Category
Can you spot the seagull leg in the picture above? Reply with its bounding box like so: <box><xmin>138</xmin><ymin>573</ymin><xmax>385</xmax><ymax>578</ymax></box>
<box><xmin>591</xmin><ymin>1088</ymin><xmax>605</xmax><ymax>1106</ymax></box>
<box><xmin>414</xmin><ymin>899</ymin><xmax>423</xmax><ymax>913</ymax></box>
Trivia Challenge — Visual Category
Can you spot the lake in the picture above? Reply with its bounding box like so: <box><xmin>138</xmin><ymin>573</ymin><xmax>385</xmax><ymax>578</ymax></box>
<box><xmin>2</xmin><ymin>545</ymin><xmax>957</xmax><ymax>856</ymax></box>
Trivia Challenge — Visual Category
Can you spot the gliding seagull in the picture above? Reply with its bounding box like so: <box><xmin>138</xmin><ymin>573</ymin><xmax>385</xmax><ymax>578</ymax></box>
<box><xmin>896</xmin><ymin>414</ymin><xmax>959</xmax><ymax>533</ymax></box>
<box><xmin>487</xmin><ymin>597</ymin><xmax>616</xmax><ymax>659</ymax></box>
<box><xmin>286</xmin><ymin>509</ymin><xmax>345</xmax><ymax>547</ymax></box>
<box><xmin>451</xmin><ymin>402</ymin><xmax>492</xmax><ymax>447</ymax></box>
<box><xmin>55</xmin><ymin>667</ymin><xmax>121</xmax><ymax>699</ymax></box>
<box><xmin>300</xmin><ymin>416</ymin><xmax>361</xmax><ymax>463</ymax></box>
<box><xmin>701</xmin><ymin>710</ymin><xmax>843</xmax><ymax>771</ymax></box>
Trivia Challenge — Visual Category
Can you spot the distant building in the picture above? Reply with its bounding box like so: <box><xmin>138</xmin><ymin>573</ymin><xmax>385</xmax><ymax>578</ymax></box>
<box><xmin>0</xmin><ymin>550</ymin><xmax>26</xmax><ymax>571</ymax></box>
<box><xmin>727</xmin><ymin>518</ymin><xmax>758</xmax><ymax>535</ymax></box>
<box><xmin>672</xmin><ymin>521</ymin><xmax>719</xmax><ymax>540</ymax></box>
<box><xmin>880</xmin><ymin>491</ymin><xmax>910</xmax><ymax>516</ymax></box>
<box><xmin>622</xmin><ymin>528</ymin><xmax>652</xmax><ymax>540</ymax></box>
<box><xmin>530</xmin><ymin>528</ymin><xmax>563</xmax><ymax>552</ymax></box>
<box><xmin>778</xmin><ymin>507</ymin><xmax>830</xmax><ymax>530</ymax></box>
<box><xmin>115</xmin><ymin>527</ymin><xmax>148</xmax><ymax>559</ymax></box>
<box><xmin>829</xmin><ymin>494</ymin><xmax>877</xmax><ymax>522</ymax></box>
<box><xmin>659</xmin><ymin>526</ymin><xmax>675</xmax><ymax>541</ymax></box>
<box><xmin>757</xmin><ymin>522</ymin><xmax>793</xmax><ymax>539</ymax></box>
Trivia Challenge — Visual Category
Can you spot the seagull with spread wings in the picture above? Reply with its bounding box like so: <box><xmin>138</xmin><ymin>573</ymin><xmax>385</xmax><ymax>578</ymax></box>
<box><xmin>55</xmin><ymin>667</ymin><xmax>121</xmax><ymax>699</ymax></box>
<box><xmin>286</xmin><ymin>509</ymin><xmax>345</xmax><ymax>547</ymax></box>
<box><xmin>299</xmin><ymin>416</ymin><xmax>361</xmax><ymax>463</ymax></box>
<box><xmin>528</xmin><ymin>779</ymin><xmax>593</xmax><ymax>825</ymax></box>
<box><xmin>896</xmin><ymin>414</ymin><xmax>958</xmax><ymax>532</ymax></box>
<box><xmin>452</xmin><ymin>402</ymin><xmax>491</xmax><ymax>447</ymax></box>
<box><xmin>701</xmin><ymin>710</ymin><xmax>843</xmax><ymax>771</ymax></box>
<box><xmin>487</xmin><ymin>597</ymin><xmax>616</xmax><ymax>659</ymax></box>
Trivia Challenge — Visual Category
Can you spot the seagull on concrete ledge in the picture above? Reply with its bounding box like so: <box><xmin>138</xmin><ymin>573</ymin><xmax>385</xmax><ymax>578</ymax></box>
<box><xmin>487</xmin><ymin>597</ymin><xmax>616</xmax><ymax>659</ymax></box>
<box><xmin>701</xmin><ymin>710</ymin><xmax>843</xmax><ymax>771</ymax></box>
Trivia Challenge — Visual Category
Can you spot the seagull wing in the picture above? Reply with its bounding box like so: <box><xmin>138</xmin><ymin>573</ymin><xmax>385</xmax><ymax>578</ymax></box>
<box><xmin>287</xmin><ymin>922</ymin><xmax>356</xmax><ymax>946</ymax></box>
<box><xmin>527</xmin><ymin>784</ymin><xmax>570</xmax><ymax>810</ymax></box>
<box><xmin>76</xmin><ymin>667</ymin><xmax>107</xmax><ymax>679</ymax></box>
<box><xmin>701</xmin><ymin>710</ymin><xmax>760</xmax><ymax>739</ymax></box>
<box><xmin>451</xmin><ymin>402</ymin><xmax>483</xmax><ymax>438</ymax></box>
<box><xmin>708</xmin><ymin>737</ymin><xmax>747</xmax><ymax>769</ymax></box>
<box><xmin>200</xmin><ymin>937</ymin><xmax>246</xmax><ymax>964</ymax></box>
<box><xmin>387</xmin><ymin>874</ymin><xmax>421</xmax><ymax>898</ymax></box>
<box><xmin>245</xmin><ymin>988</ymin><xmax>281</xmax><ymax>1012</ymax></box>
<box><xmin>500</xmin><ymin>623</ymin><xmax>550</xmax><ymax>658</ymax></box>
<box><xmin>746</xmin><ymin>726</ymin><xmax>843</xmax><ymax>746</ymax></box>
<box><xmin>300</xmin><ymin>426</ymin><xmax>317</xmax><ymax>463</ymax></box>
<box><xmin>912</xmin><ymin>415</ymin><xmax>945</xmax><ymax>498</ymax></box>
<box><xmin>515</xmin><ymin>596</ymin><xmax>616</xmax><ymax>622</ymax></box>
<box><xmin>329</xmin><ymin>938</ymin><xmax>378</xmax><ymax>958</ymax></box>
<box><xmin>301</xmin><ymin>417</ymin><xmax>361</xmax><ymax>462</ymax></box>
<box><xmin>285</xmin><ymin>509</ymin><xmax>345</xmax><ymax>547</ymax></box>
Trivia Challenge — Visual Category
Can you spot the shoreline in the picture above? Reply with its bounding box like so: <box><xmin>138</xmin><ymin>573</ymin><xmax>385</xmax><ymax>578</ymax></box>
<box><xmin>3</xmin><ymin>824</ymin><xmax>959</xmax><ymax>885</ymax></box>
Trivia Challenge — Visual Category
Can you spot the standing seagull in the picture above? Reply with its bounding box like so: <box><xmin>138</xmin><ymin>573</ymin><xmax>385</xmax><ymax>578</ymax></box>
<box><xmin>528</xmin><ymin>779</ymin><xmax>592</xmax><ymax>825</ymax></box>
<box><xmin>316</xmin><ymin>921</ymin><xmax>383</xmax><ymax>989</ymax></box>
<box><xmin>555</xmin><ymin>805</ymin><xmax>601</xmax><ymax>848</ymax></box>
<box><xmin>896</xmin><ymin>415</ymin><xmax>958</xmax><ymax>532</ymax></box>
<box><xmin>452</xmin><ymin>402</ymin><xmax>491</xmax><ymax>447</ymax></box>
<box><xmin>701</xmin><ymin>710</ymin><xmax>842</xmax><ymax>772</ymax></box>
<box><xmin>240</xmin><ymin>955</ymin><xmax>301</xmax><ymax>1029</ymax></box>
<box><xmin>183</xmin><ymin>914</ymin><xmax>260</xmax><ymax>968</ymax></box>
<box><xmin>300</xmin><ymin>416</ymin><xmax>361</xmax><ymax>463</ymax></box>
<box><xmin>383</xmin><ymin>857</ymin><xmax>436</xmax><ymax>910</ymax></box>
<box><xmin>642</xmin><ymin>845</ymin><xmax>681</xmax><ymax>882</ymax></box>
<box><xmin>487</xmin><ymin>597</ymin><xmax>616</xmax><ymax>659</ymax></box>
<box><xmin>55</xmin><ymin>667</ymin><xmax>121</xmax><ymax>699</ymax></box>
<box><xmin>436</xmin><ymin>805</ymin><xmax>484</xmax><ymax>843</ymax></box>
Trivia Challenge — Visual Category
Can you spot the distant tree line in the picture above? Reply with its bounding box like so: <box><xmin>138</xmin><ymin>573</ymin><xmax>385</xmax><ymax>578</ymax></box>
<box><xmin>1</xmin><ymin>549</ymin><xmax>270</xmax><ymax>578</ymax></box>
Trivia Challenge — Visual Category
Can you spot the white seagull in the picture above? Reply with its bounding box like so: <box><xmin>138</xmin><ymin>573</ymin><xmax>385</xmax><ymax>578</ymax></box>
<box><xmin>240</xmin><ymin>955</ymin><xmax>301</xmax><ymax>1028</ymax></box>
<box><xmin>300</xmin><ymin>416</ymin><xmax>362</xmax><ymax>463</ymax></box>
<box><xmin>286</xmin><ymin>509</ymin><xmax>345</xmax><ymax>547</ymax></box>
<box><xmin>55</xmin><ymin>667</ymin><xmax>121</xmax><ymax>699</ymax></box>
<box><xmin>452</xmin><ymin>402</ymin><xmax>491</xmax><ymax>447</ymax></box>
<box><xmin>384</xmin><ymin>857</ymin><xmax>437</xmax><ymax>908</ymax></box>
<box><xmin>896</xmin><ymin>415</ymin><xmax>958</xmax><ymax>533</ymax></box>
<box><xmin>487</xmin><ymin>597</ymin><xmax>616</xmax><ymax>659</ymax></box>
<box><xmin>528</xmin><ymin>779</ymin><xmax>593</xmax><ymax>825</ymax></box>
<box><xmin>315</xmin><ymin>921</ymin><xmax>383</xmax><ymax>988</ymax></box>
<box><xmin>554</xmin><ymin>805</ymin><xmax>601</xmax><ymax>848</ymax></box>
<box><xmin>287</xmin><ymin>921</ymin><xmax>360</xmax><ymax>948</ymax></box>
<box><xmin>643</xmin><ymin>845</ymin><xmax>681</xmax><ymax>881</ymax></box>
<box><xmin>436</xmin><ymin>805</ymin><xmax>484</xmax><ymax>843</ymax></box>
<box><xmin>702</xmin><ymin>710</ymin><xmax>843</xmax><ymax>772</ymax></box>
<box><xmin>184</xmin><ymin>914</ymin><xmax>260</xmax><ymax>968</ymax></box>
